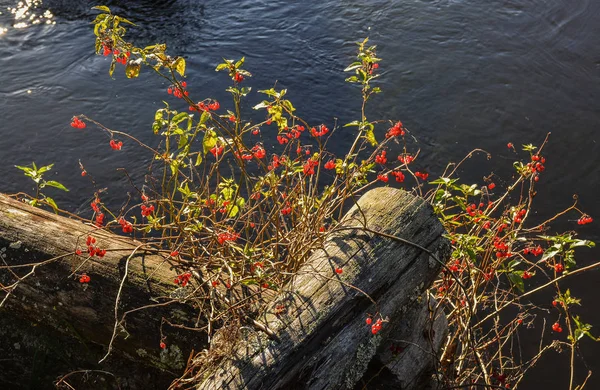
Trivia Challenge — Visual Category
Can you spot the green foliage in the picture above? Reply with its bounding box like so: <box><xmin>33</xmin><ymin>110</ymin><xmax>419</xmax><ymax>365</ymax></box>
<box><xmin>15</xmin><ymin>162</ymin><xmax>68</xmax><ymax>211</ymax></box>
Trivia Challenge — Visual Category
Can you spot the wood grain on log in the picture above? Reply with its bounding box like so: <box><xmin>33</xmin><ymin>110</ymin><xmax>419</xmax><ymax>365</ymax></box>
<box><xmin>0</xmin><ymin>194</ymin><xmax>203</xmax><ymax>388</ymax></box>
<box><xmin>197</xmin><ymin>187</ymin><xmax>450</xmax><ymax>390</ymax></box>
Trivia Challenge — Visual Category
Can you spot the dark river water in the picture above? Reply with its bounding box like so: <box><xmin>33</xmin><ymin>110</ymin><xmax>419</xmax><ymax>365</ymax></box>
<box><xmin>1</xmin><ymin>0</ymin><xmax>599</xmax><ymax>388</ymax></box>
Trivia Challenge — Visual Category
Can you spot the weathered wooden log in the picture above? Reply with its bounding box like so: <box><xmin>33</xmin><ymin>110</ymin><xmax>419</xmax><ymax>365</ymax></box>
<box><xmin>0</xmin><ymin>187</ymin><xmax>449</xmax><ymax>389</ymax></box>
<box><xmin>0</xmin><ymin>194</ymin><xmax>203</xmax><ymax>389</ymax></box>
<box><xmin>197</xmin><ymin>187</ymin><xmax>450</xmax><ymax>390</ymax></box>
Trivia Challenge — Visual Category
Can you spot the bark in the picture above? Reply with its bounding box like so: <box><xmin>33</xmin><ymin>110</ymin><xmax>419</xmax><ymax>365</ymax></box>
<box><xmin>197</xmin><ymin>187</ymin><xmax>450</xmax><ymax>390</ymax></box>
<box><xmin>0</xmin><ymin>194</ymin><xmax>203</xmax><ymax>389</ymax></box>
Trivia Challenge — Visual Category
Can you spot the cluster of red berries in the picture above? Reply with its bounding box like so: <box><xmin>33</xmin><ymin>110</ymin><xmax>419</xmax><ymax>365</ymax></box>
<box><xmin>466</xmin><ymin>203</ymin><xmax>484</xmax><ymax>217</ymax></box>
<box><xmin>251</xmin><ymin>144</ymin><xmax>266</xmax><ymax>159</ymax></box>
<box><xmin>95</xmin><ymin>212</ymin><xmax>105</xmax><ymax>227</ymax></box>
<box><xmin>174</xmin><ymin>272</ymin><xmax>192</xmax><ymax>287</ymax></box>
<box><xmin>102</xmin><ymin>46</ymin><xmax>130</xmax><ymax>64</ymax></box>
<box><xmin>493</xmin><ymin>238</ymin><xmax>511</xmax><ymax>258</ymax></box>
<box><xmin>274</xmin><ymin>126</ymin><xmax>306</xmax><ymax>143</ymax></box>
<box><xmin>310</xmin><ymin>124</ymin><xmax>329</xmax><ymax>137</ymax></box>
<box><xmin>191</xmin><ymin>100</ymin><xmax>220</xmax><ymax>112</ymax></box>
<box><xmin>79</xmin><ymin>273</ymin><xmax>91</xmax><ymax>284</ymax></box>
<box><xmin>448</xmin><ymin>259</ymin><xmax>462</xmax><ymax>273</ymax></box>
<box><xmin>217</xmin><ymin>231</ymin><xmax>239</xmax><ymax>245</ymax></box>
<box><xmin>141</xmin><ymin>204</ymin><xmax>154</xmax><ymax>217</ymax></box>
<box><xmin>375</xmin><ymin>151</ymin><xmax>387</xmax><ymax>164</ymax></box>
<box><xmin>109</xmin><ymin>139</ymin><xmax>123</xmax><ymax>150</ymax></box>
<box><xmin>250</xmin><ymin>261</ymin><xmax>264</xmax><ymax>273</ymax></box>
<box><xmin>268</xmin><ymin>155</ymin><xmax>287</xmax><ymax>171</ymax></box>
<box><xmin>210</xmin><ymin>145</ymin><xmax>224</xmax><ymax>157</ymax></box>
<box><xmin>236</xmin><ymin>145</ymin><xmax>266</xmax><ymax>161</ymax></box>
<box><xmin>397</xmin><ymin>154</ymin><xmax>414</xmax><ymax>164</ymax></box>
<box><xmin>385</xmin><ymin>121</ymin><xmax>404</xmax><ymax>138</ymax></box>
<box><xmin>281</xmin><ymin>203</ymin><xmax>292</xmax><ymax>215</ymax></box>
<box><xmin>527</xmin><ymin>155</ymin><xmax>546</xmax><ymax>181</ymax></box>
<box><xmin>234</xmin><ymin>72</ymin><xmax>244</xmax><ymax>83</ymax></box>
<box><xmin>513</xmin><ymin>208</ymin><xmax>527</xmax><ymax>223</ymax></box>
<box><xmin>167</xmin><ymin>81</ymin><xmax>189</xmax><ymax>98</ymax></box>
<box><xmin>118</xmin><ymin>217</ymin><xmax>133</xmax><ymax>233</ymax></box>
<box><xmin>415</xmin><ymin>171</ymin><xmax>429</xmax><ymax>181</ymax></box>
<box><xmin>324</xmin><ymin>160</ymin><xmax>336</xmax><ymax>170</ymax></box>
<box><xmin>554</xmin><ymin>263</ymin><xmax>564</xmax><ymax>273</ymax></box>
<box><xmin>303</xmin><ymin>158</ymin><xmax>319</xmax><ymax>175</ymax></box>
<box><xmin>552</xmin><ymin>321</ymin><xmax>563</xmax><ymax>333</ymax></box>
<box><xmin>523</xmin><ymin>246</ymin><xmax>543</xmax><ymax>256</ymax></box>
<box><xmin>91</xmin><ymin>197</ymin><xmax>101</xmax><ymax>213</ymax></box>
<box><xmin>522</xmin><ymin>271</ymin><xmax>533</xmax><ymax>279</ymax></box>
<box><xmin>577</xmin><ymin>215</ymin><xmax>593</xmax><ymax>225</ymax></box>
<box><xmin>115</xmin><ymin>49</ymin><xmax>130</xmax><ymax>64</ymax></box>
<box><xmin>70</xmin><ymin>117</ymin><xmax>86</xmax><ymax>129</ymax></box>
<box><xmin>366</xmin><ymin>317</ymin><xmax>383</xmax><ymax>335</ymax></box>
<box><xmin>368</xmin><ymin>63</ymin><xmax>379</xmax><ymax>75</ymax></box>
<box><xmin>391</xmin><ymin>171</ymin><xmax>405</xmax><ymax>183</ymax></box>
<box><xmin>377</xmin><ymin>173</ymin><xmax>389</xmax><ymax>182</ymax></box>
<box><xmin>85</xmin><ymin>236</ymin><xmax>106</xmax><ymax>257</ymax></box>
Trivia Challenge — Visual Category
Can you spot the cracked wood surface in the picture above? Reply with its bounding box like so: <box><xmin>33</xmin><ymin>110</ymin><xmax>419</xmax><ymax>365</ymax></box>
<box><xmin>198</xmin><ymin>187</ymin><xmax>450</xmax><ymax>390</ymax></box>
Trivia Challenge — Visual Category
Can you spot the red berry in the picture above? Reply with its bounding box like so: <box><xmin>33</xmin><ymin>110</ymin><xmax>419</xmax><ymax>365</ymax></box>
<box><xmin>335</xmin><ymin>267</ymin><xmax>343</xmax><ymax>274</ymax></box>
<box><xmin>487</xmin><ymin>182</ymin><xmax>496</xmax><ymax>190</ymax></box>
<box><xmin>160</xmin><ymin>342</ymin><xmax>166</xmax><ymax>349</ymax></box>
<box><xmin>366</xmin><ymin>317</ymin><xmax>372</xmax><ymax>325</ymax></box>
<box><xmin>552</xmin><ymin>322</ymin><xmax>563</xmax><ymax>333</ymax></box>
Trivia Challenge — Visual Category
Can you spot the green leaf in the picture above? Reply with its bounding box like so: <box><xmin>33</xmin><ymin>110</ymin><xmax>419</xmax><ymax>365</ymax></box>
<box><xmin>109</xmin><ymin>60</ymin><xmax>116</xmax><ymax>77</ymax></box>
<box><xmin>203</xmin><ymin>129</ymin><xmax>218</xmax><ymax>155</ymax></box>
<box><xmin>44</xmin><ymin>181</ymin><xmax>69</xmax><ymax>192</ymax></box>
<box><xmin>172</xmin><ymin>112</ymin><xmax>189</xmax><ymax>125</ymax></box>
<box><xmin>125</xmin><ymin>63</ymin><xmax>141</xmax><ymax>78</ymax></box>
<box><xmin>37</xmin><ymin>164</ymin><xmax>54</xmax><ymax>174</ymax></box>
<box><xmin>92</xmin><ymin>5</ymin><xmax>111</xmax><ymax>13</ymax></box>
<box><xmin>344</xmin><ymin>62</ymin><xmax>362</xmax><ymax>72</ymax></box>
<box><xmin>15</xmin><ymin>165</ymin><xmax>35</xmax><ymax>176</ymax></box>
<box><xmin>228</xmin><ymin>205</ymin><xmax>239</xmax><ymax>218</ymax></box>
<box><xmin>44</xmin><ymin>196</ymin><xmax>58</xmax><ymax>212</ymax></box>
<box><xmin>364</xmin><ymin>128</ymin><xmax>377</xmax><ymax>146</ymax></box>
<box><xmin>116</xmin><ymin>16</ymin><xmax>136</xmax><ymax>26</ymax></box>
<box><xmin>215</xmin><ymin>63</ymin><xmax>229</xmax><ymax>72</ymax></box>
<box><xmin>253</xmin><ymin>101</ymin><xmax>269</xmax><ymax>110</ymax></box>
<box><xmin>507</xmin><ymin>272</ymin><xmax>525</xmax><ymax>293</ymax></box>
<box><xmin>195</xmin><ymin>153</ymin><xmax>203</xmax><ymax>166</ymax></box>
<box><xmin>199</xmin><ymin>110</ymin><xmax>210</xmax><ymax>125</ymax></box>
<box><xmin>235</xmin><ymin>57</ymin><xmax>245</xmax><ymax>68</ymax></box>
<box><xmin>541</xmin><ymin>247</ymin><xmax>560</xmax><ymax>261</ymax></box>
<box><xmin>174</xmin><ymin>57</ymin><xmax>186</xmax><ymax>76</ymax></box>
